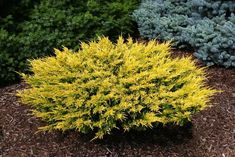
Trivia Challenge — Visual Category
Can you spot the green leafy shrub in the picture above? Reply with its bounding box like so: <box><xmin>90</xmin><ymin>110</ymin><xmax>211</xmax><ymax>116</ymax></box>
<box><xmin>0</xmin><ymin>0</ymin><xmax>139</xmax><ymax>85</ymax></box>
<box><xmin>133</xmin><ymin>0</ymin><xmax>235</xmax><ymax>67</ymax></box>
<box><xmin>17</xmin><ymin>37</ymin><xmax>217</xmax><ymax>140</ymax></box>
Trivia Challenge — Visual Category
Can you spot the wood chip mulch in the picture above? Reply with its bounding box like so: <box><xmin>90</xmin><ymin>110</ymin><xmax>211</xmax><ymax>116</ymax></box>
<box><xmin>0</xmin><ymin>52</ymin><xmax>235</xmax><ymax>157</ymax></box>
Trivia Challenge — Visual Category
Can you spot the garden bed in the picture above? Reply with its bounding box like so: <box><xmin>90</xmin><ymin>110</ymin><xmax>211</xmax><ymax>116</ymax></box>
<box><xmin>0</xmin><ymin>52</ymin><xmax>234</xmax><ymax>157</ymax></box>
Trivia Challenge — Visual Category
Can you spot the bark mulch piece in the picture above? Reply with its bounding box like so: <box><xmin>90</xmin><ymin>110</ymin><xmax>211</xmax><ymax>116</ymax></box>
<box><xmin>0</xmin><ymin>52</ymin><xmax>235</xmax><ymax>157</ymax></box>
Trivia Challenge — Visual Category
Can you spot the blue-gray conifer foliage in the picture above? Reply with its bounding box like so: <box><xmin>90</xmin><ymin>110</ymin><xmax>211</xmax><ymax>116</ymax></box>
<box><xmin>133</xmin><ymin>0</ymin><xmax>235</xmax><ymax>67</ymax></box>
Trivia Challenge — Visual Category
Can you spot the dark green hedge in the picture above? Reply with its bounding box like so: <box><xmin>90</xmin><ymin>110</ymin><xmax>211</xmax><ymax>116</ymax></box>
<box><xmin>0</xmin><ymin>0</ymin><xmax>139</xmax><ymax>85</ymax></box>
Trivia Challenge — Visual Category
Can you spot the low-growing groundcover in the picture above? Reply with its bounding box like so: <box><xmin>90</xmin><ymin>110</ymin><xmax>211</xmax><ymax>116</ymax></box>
<box><xmin>17</xmin><ymin>37</ymin><xmax>217</xmax><ymax>140</ymax></box>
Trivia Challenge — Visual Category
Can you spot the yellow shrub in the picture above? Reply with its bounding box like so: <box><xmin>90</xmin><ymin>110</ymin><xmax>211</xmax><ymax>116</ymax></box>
<box><xmin>17</xmin><ymin>37</ymin><xmax>217</xmax><ymax>139</ymax></box>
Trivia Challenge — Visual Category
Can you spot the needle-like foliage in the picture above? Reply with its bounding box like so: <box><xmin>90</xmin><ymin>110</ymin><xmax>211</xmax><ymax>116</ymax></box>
<box><xmin>133</xmin><ymin>0</ymin><xmax>235</xmax><ymax>67</ymax></box>
<box><xmin>17</xmin><ymin>37</ymin><xmax>217</xmax><ymax>139</ymax></box>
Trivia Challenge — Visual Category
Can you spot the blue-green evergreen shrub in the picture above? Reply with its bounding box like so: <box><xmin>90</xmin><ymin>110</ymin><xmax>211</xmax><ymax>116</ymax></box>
<box><xmin>133</xmin><ymin>0</ymin><xmax>235</xmax><ymax>67</ymax></box>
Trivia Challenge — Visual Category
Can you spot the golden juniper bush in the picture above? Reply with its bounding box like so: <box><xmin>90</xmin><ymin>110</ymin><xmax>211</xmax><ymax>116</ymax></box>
<box><xmin>17</xmin><ymin>37</ymin><xmax>217</xmax><ymax>140</ymax></box>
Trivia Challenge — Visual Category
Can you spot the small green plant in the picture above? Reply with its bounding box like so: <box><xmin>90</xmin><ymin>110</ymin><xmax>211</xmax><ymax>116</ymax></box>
<box><xmin>17</xmin><ymin>37</ymin><xmax>217</xmax><ymax>140</ymax></box>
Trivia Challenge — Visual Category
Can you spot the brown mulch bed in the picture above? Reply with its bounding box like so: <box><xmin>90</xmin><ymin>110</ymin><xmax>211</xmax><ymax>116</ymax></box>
<box><xmin>0</xmin><ymin>52</ymin><xmax>235</xmax><ymax>157</ymax></box>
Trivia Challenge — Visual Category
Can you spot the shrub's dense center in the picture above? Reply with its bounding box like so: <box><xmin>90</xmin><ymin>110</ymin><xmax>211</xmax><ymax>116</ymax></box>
<box><xmin>18</xmin><ymin>37</ymin><xmax>216</xmax><ymax>139</ymax></box>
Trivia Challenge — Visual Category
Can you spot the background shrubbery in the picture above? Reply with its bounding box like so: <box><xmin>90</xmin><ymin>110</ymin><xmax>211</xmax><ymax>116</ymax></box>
<box><xmin>133</xmin><ymin>0</ymin><xmax>235</xmax><ymax>67</ymax></box>
<box><xmin>1</xmin><ymin>0</ymin><xmax>234</xmax><ymax>85</ymax></box>
<box><xmin>18</xmin><ymin>37</ymin><xmax>216</xmax><ymax>139</ymax></box>
<box><xmin>0</xmin><ymin>0</ymin><xmax>139</xmax><ymax>85</ymax></box>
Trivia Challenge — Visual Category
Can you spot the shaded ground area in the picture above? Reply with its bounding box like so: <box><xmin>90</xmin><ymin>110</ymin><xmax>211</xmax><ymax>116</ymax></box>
<box><xmin>0</xmin><ymin>52</ymin><xmax>235</xmax><ymax>157</ymax></box>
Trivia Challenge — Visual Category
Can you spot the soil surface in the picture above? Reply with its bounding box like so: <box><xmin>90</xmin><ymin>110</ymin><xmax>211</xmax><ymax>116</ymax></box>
<box><xmin>0</xmin><ymin>52</ymin><xmax>235</xmax><ymax>157</ymax></box>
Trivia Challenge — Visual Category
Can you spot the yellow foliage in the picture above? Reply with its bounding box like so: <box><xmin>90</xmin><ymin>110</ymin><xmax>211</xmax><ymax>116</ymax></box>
<box><xmin>17</xmin><ymin>36</ymin><xmax>217</xmax><ymax>139</ymax></box>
